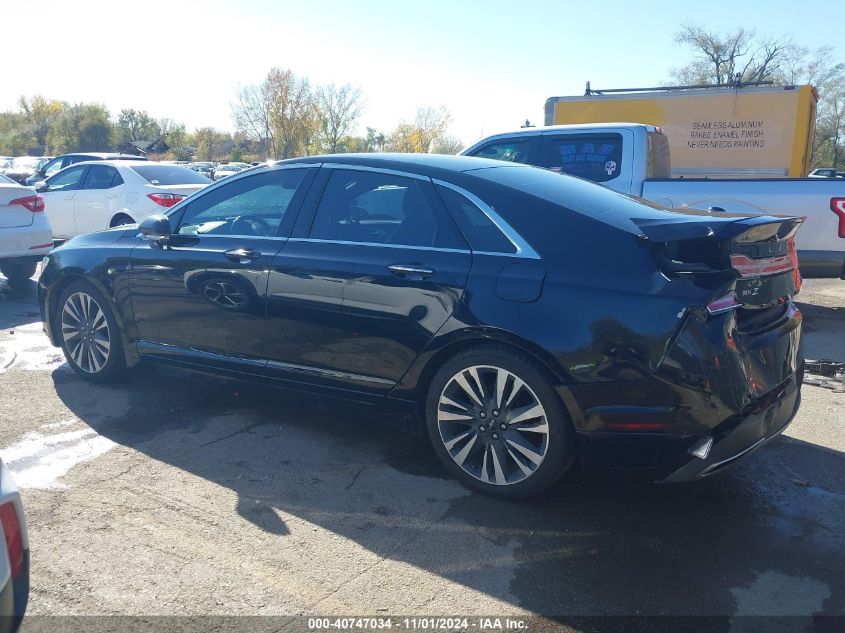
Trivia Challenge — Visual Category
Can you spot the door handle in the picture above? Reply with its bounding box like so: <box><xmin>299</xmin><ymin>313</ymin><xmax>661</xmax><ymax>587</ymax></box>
<box><xmin>224</xmin><ymin>248</ymin><xmax>262</xmax><ymax>263</ymax></box>
<box><xmin>388</xmin><ymin>264</ymin><xmax>436</xmax><ymax>279</ymax></box>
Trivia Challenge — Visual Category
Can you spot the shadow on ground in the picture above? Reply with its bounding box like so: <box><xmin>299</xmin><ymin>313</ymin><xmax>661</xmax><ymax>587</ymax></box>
<box><xmin>51</xmin><ymin>365</ymin><xmax>845</xmax><ymax>624</ymax></box>
<box><xmin>0</xmin><ymin>279</ymin><xmax>41</xmax><ymax>330</ymax></box>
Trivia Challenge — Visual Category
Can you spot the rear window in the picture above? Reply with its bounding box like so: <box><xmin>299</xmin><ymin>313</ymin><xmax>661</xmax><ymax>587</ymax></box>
<box><xmin>544</xmin><ymin>133</ymin><xmax>623</xmax><ymax>183</ymax></box>
<box><xmin>472</xmin><ymin>165</ymin><xmax>683</xmax><ymax>236</ymax></box>
<box><xmin>647</xmin><ymin>131</ymin><xmax>671</xmax><ymax>178</ymax></box>
<box><xmin>131</xmin><ymin>165</ymin><xmax>211</xmax><ymax>185</ymax></box>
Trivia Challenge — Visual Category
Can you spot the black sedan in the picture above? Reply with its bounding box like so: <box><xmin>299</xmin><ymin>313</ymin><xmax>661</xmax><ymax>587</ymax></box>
<box><xmin>38</xmin><ymin>154</ymin><xmax>804</xmax><ymax>498</ymax></box>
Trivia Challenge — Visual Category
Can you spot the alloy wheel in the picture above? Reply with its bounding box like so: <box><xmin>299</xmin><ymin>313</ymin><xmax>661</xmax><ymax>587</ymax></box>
<box><xmin>437</xmin><ymin>365</ymin><xmax>549</xmax><ymax>486</ymax></box>
<box><xmin>61</xmin><ymin>291</ymin><xmax>111</xmax><ymax>373</ymax></box>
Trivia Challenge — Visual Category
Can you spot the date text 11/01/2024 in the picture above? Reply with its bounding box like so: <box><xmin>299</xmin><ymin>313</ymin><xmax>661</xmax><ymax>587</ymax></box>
<box><xmin>307</xmin><ymin>617</ymin><xmax>528</xmax><ymax>630</ymax></box>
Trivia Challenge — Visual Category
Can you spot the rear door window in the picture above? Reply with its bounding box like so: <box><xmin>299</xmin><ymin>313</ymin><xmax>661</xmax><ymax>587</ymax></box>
<box><xmin>309</xmin><ymin>169</ymin><xmax>466</xmax><ymax>249</ymax></box>
<box><xmin>543</xmin><ymin>133</ymin><xmax>624</xmax><ymax>183</ymax></box>
<box><xmin>82</xmin><ymin>165</ymin><xmax>122</xmax><ymax>189</ymax></box>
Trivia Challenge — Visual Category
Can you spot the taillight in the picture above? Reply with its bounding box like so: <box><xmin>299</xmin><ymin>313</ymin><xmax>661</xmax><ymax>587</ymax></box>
<box><xmin>831</xmin><ymin>198</ymin><xmax>845</xmax><ymax>238</ymax></box>
<box><xmin>9</xmin><ymin>195</ymin><xmax>45</xmax><ymax>213</ymax></box>
<box><xmin>729</xmin><ymin>253</ymin><xmax>794</xmax><ymax>277</ymax></box>
<box><xmin>147</xmin><ymin>193</ymin><xmax>185</xmax><ymax>208</ymax></box>
<box><xmin>0</xmin><ymin>502</ymin><xmax>24</xmax><ymax>579</ymax></box>
<box><xmin>707</xmin><ymin>292</ymin><xmax>740</xmax><ymax>315</ymax></box>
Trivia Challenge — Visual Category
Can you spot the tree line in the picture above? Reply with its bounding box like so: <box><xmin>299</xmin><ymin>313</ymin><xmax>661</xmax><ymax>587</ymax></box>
<box><xmin>231</xmin><ymin>67</ymin><xmax>462</xmax><ymax>158</ymax></box>
<box><xmin>0</xmin><ymin>68</ymin><xmax>462</xmax><ymax>162</ymax></box>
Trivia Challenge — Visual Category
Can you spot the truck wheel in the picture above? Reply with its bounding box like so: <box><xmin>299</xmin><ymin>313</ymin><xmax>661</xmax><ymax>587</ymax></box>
<box><xmin>1</xmin><ymin>261</ymin><xmax>38</xmax><ymax>289</ymax></box>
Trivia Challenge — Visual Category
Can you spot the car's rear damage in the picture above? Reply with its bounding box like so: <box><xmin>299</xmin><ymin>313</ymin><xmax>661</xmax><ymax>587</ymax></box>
<box><xmin>569</xmin><ymin>211</ymin><xmax>805</xmax><ymax>480</ymax></box>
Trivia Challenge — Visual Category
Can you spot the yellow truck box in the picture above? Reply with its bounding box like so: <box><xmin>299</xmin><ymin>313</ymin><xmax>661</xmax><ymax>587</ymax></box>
<box><xmin>545</xmin><ymin>85</ymin><xmax>818</xmax><ymax>178</ymax></box>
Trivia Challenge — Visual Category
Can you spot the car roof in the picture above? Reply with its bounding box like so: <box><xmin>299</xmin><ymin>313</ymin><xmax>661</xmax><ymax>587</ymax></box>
<box><xmin>70</xmin><ymin>159</ymin><xmax>159</xmax><ymax>168</ymax></box>
<box><xmin>463</xmin><ymin>122</ymin><xmax>661</xmax><ymax>142</ymax></box>
<box><xmin>273</xmin><ymin>153</ymin><xmax>527</xmax><ymax>176</ymax></box>
<box><xmin>62</xmin><ymin>152</ymin><xmax>146</xmax><ymax>159</ymax></box>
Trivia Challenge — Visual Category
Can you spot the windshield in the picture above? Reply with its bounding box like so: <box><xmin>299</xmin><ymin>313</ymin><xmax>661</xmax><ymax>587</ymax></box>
<box><xmin>130</xmin><ymin>165</ymin><xmax>212</xmax><ymax>185</ymax></box>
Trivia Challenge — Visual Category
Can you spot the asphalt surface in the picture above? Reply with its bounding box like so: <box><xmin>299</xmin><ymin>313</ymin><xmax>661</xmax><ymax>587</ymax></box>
<box><xmin>0</xmin><ymin>273</ymin><xmax>842</xmax><ymax>629</ymax></box>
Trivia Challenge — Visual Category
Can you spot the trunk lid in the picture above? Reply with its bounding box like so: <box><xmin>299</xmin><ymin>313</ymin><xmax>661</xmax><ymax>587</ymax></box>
<box><xmin>0</xmin><ymin>184</ymin><xmax>36</xmax><ymax>228</ymax></box>
<box><xmin>637</xmin><ymin>211</ymin><xmax>803</xmax><ymax>308</ymax></box>
<box><xmin>643</xmin><ymin>211</ymin><xmax>804</xmax><ymax>407</ymax></box>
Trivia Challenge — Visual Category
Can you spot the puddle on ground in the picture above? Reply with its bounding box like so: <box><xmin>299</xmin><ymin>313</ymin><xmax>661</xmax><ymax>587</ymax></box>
<box><xmin>0</xmin><ymin>419</ymin><xmax>116</xmax><ymax>489</ymax></box>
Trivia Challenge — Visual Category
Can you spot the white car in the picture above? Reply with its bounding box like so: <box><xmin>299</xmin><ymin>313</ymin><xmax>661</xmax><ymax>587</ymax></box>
<box><xmin>0</xmin><ymin>457</ymin><xmax>29</xmax><ymax>630</ymax></box>
<box><xmin>36</xmin><ymin>161</ymin><xmax>212</xmax><ymax>239</ymax></box>
<box><xmin>213</xmin><ymin>163</ymin><xmax>250</xmax><ymax>180</ymax></box>
<box><xmin>0</xmin><ymin>173</ymin><xmax>53</xmax><ymax>288</ymax></box>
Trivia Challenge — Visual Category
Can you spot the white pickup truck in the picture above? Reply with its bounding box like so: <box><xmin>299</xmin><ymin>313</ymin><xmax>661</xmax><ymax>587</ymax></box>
<box><xmin>461</xmin><ymin>123</ymin><xmax>845</xmax><ymax>278</ymax></box>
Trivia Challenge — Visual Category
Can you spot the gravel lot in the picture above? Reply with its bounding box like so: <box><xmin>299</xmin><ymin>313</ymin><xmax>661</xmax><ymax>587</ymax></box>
<box><xmin>0</xmin><ymin>273</ymin><xmax>842</xmax><ymax>627</ymax></box>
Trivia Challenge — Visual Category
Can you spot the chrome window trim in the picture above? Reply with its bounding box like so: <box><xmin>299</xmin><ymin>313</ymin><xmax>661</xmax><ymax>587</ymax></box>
<box><xmin>432</xmin><ymin>179</ymin><xmax>540</xmax><ymax>260</ymax></box>
<box><xmin>168</xmin><ymin>233</ymin><xmax>286</xmax><ymax>242</ymax></box>
<box><xmin>288</xmin><ymin>237</ymin><xmax>470</xmax><ymax>255</ymax></box>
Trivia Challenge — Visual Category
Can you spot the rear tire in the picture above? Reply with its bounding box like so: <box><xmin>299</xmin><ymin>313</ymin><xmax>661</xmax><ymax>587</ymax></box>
<box><xmin>425</xmin><ymin>344</ymin><xmax>576</xmax><ymax>500</ymax></box>
<box><xmin>1</xmin><ymin>261</ymin><xmax>38</xmax><ymax>289</ymax></box>
<box><xmin>56</xmin><ymin>280</ymin><xmax>126</xmax><ymax>381</ymax></box>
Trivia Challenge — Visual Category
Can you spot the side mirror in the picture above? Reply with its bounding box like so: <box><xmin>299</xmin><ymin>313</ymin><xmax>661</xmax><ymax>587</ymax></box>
<box><xmin>34</xmin><ymin>181</ymin><xmax>48</xmax><ymax>193</ymax></box>
<box><xmin>138</xmin><ymin>214</ymin><xmax>171</xmax><ymax>243</ymax></box>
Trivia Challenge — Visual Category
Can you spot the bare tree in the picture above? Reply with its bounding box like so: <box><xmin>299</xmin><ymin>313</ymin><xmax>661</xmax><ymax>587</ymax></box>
<box><xmin>232</xmin><ymin>82</ymin><xmax>276</xmax><ymax>159</ymax></box>
<box><xmin>315</xmin><ymin>83</ymin><xmax>363</xmax><ymax>153</ymax></box>
<box><xmin>387</xmin><ymin>106</ymin><xmax>453</xmax><ymax>153</ymax></box>
<box><xmin>431</xmin><ymin>135</ymin><xmax>464</xmax><ymax>155</ymax></box>
<box><xmin>671</xmin><ymin>25</ymin><xmax>790</xmax><ymax>85</ymax></box>
<box><xmin>265</xmin><ymin>68</ymin><xmax>316</xmax><ymax>159</ymax></box>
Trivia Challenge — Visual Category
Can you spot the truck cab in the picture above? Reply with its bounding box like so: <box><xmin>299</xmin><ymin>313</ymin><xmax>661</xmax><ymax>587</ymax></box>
<box><xmin>461</xmin><ymin>123</ymin><xmax>845</xmax><ymax>279</ymax></box>
<box><xmin>461</xmin><ymin>123</ymin><xmax>670</xmax><ymax>196</ymax></box>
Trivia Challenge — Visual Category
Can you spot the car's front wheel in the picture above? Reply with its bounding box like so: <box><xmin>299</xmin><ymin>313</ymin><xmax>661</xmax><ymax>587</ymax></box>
<box><xmin>56</xmin><ymin>281</ymin><xmax>125</xmax><ymax>381</ymax></box>
<box><xmin>426</xmin><ymin>345</ymin><xmax>576</xmax><ymax>499</ymax></box>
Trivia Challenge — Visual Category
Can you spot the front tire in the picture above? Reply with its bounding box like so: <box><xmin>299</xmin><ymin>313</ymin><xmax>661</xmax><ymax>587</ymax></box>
<box><xmin>1</xmin><ymin>260</ymin><xmax>38</xmax><ymax>288</ymax></box>
<box><xmin>56</xmin><ymin>281</ymin><xmax>126</xmax><ymax>381</ymax></box>
<box><xmin>425</xmin><ymin>345</ymin><xmax>576</xmax><ymax>500</ymax></box>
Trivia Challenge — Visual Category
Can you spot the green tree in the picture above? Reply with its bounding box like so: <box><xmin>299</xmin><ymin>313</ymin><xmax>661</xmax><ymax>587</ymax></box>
<box><xmin>18</xmin><ymin>96</ymin><xmax>65</xmax><ymax>148</ymax></box>
<box><xmin>365</xmin><ymin>127</ymin><xmax>386</xmax><ymax>152</ymax></box>
<box><xmin>49</xmin><ymin>103</ymin><xmax>113</xmax><ymax>153</ymax></box>
<box><xmin>0</xmin><ymin>112</ymin><xmax>34</xmax><ymax>155</ymax></box>
<box><xmin>117</xmin><ymin>109</ymin><xmax>160</xmax><ymax>142</ymax></box>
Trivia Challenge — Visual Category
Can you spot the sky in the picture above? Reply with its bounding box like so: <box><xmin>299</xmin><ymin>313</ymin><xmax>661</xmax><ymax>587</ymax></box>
<box><xmin>2</xmin><ymin>0</ymin><xmax>843</xmax><ymax>146</ymax></box>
